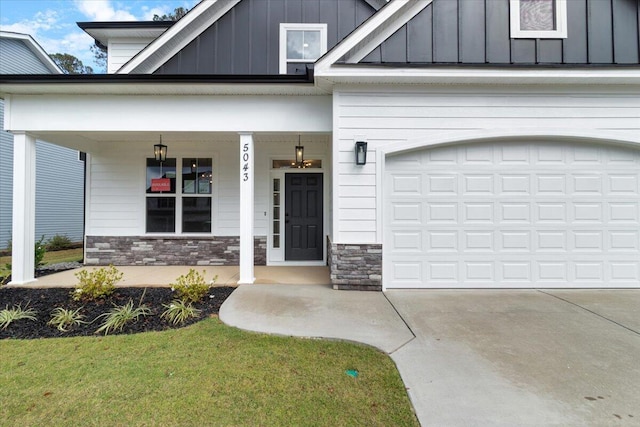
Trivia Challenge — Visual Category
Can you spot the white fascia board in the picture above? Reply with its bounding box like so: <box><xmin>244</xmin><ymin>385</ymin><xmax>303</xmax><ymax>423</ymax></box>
<box><xmin>341</xmin><ymin>0</ymin><xmax>431</xmax><ymax>64</ymax></box>
<box><xmin>117</xmin><ymin>0</ymin><xmax>240</xmax><ymax>74</ymax></box>
<box><xmin>315</xmin><ymin>66</ymin><xmax>640</xmax><ymax>86</ymax></box>
<box><xmin>84</xmin><ymin>27</ymin><xmax>169</xmax><ymax>47</ymax></box>
<box><xmin>314</xmin><ymin>0</ymin><xmax>413</xmax><ymax>73</ymax></box>
<box><xmin>0</xmin><ymin>31</ymin><xmax>62</xmax><ymax>74</ymax></box>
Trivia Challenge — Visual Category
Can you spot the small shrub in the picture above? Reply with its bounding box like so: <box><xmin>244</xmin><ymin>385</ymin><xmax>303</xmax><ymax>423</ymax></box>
<box><xmin>95</xmin><ymin>300</ymin><xmax>150</xmax><ymax>335</ymax></box>
<box><xmin>73</xmin><ymin>265</ymin><xmax>123</xmax><ymax>301</ymax></box>
<box><xmin>47</xmin><ymin>234</ymin><xmax>73</xmax><ymax>251</ymax></box>
<box><xmin>48</xmin><ymin>307</ymin><xmax>86</xmax><ymax>332</ymax></box>
<box><xmin>35</xmin><ymin>235</ymin><xmax>46</xmax><ymax>268</ymax></box>
<box><xmin>170</xmin><ymin>269</ymin><xmax>216</xmax><ymax>303</ymax></box>
<box><xmin>161</xmin><ymin>299</ymin><xmax>202</xmax><ymax>325</ymax></box>
<box><xmin>0</xmin><ymin>304</ymin><xmax>37</xmax><ymax>329</ymax></box>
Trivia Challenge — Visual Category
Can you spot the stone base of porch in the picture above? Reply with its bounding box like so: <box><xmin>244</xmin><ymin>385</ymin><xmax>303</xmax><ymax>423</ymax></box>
<box><xmin>85</xmin><ymin>236</ymin><xmax>267</xmax><ymax>266</ymax></box>
<box><xmin>328</xmin><ymin>239</ymin><xmax>382</xmax><ymax>291</ymax></box>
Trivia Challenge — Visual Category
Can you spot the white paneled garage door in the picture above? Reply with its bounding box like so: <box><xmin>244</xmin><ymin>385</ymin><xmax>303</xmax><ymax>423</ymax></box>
<box><xmin>384</xmin><ymin>142</ymin><xmax>640</xmax><ymax>289</ymax></box>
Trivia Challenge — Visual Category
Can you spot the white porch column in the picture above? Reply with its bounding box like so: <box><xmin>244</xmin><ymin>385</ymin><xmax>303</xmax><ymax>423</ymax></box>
<box><xmin>9</xmin><ymin>132</ymin><xmax>37</xmax><ymax>285</ymax></box>
<box><xmin>238</xmin><ymin>132</ymin><xmax>255</xmax><ymax>284</ymax></box>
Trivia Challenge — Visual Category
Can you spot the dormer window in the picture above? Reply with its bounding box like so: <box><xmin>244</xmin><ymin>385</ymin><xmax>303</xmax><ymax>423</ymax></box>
<box><xmin>279</xmin><ymin>23</ymin><xmax>327</xmax><ymax>74</ymax></box>
<box><xmin>510</xmin><ymin>0</ymin><xmax>567</xmax><ymax>39</ymax></box>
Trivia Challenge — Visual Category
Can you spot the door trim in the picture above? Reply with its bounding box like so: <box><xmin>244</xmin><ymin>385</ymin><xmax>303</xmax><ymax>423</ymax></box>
<box><xmin>267</xmin><ymin>169</ymin><xmax>328</xmax><ymax>266</ymax></box>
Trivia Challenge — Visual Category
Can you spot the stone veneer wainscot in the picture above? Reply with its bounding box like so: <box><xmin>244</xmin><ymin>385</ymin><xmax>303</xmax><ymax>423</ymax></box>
<box><xmin>85</xmin><ymin>236</ymin><xmax>267</xmax><ymax>266</ymax></box>
<box><xmin>328</xmin><ymin>239</ymin><xmax>382</xmax><ymax>291</ymax></box>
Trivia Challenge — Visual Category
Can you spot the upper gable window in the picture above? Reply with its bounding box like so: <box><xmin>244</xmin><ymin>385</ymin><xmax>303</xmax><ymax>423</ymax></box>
<box><xmin>510</xmin><ymin>0</ymin><xmax>567</xmax><ymax>39</ymax></box>
<box><xmin>279</xmin><ymin>23</ymin><xmax>327</xmax><ymax>74</ymax></box>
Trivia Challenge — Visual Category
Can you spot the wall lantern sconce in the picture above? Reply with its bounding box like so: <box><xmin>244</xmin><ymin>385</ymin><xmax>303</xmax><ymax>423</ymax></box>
<box><xmin>154</xmin><ymin>136</ymin><xmax>167</xmax><ymax>163</ymax></box>
<box><xmin>355</xmin><ymin>141</ymin><xmax>367</xmax><ymax>165</ymax></box>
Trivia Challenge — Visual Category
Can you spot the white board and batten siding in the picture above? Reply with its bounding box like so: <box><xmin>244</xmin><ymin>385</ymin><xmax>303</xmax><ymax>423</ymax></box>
<box><xmin>333</xmin><ymin>87</ymin><xmax>640</xmax><ymax>289</ymax></box>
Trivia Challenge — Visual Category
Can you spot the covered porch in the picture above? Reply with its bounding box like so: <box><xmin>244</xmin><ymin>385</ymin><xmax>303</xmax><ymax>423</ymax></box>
<box><xmin>2</xmin><ymin>79</ymin><xmax>332</xmax><ymax>285</ymax></box>
<box><xmin>17</xmin><ymin>265</ymin><xmax>331</xmax><ymax>288</ymax></box>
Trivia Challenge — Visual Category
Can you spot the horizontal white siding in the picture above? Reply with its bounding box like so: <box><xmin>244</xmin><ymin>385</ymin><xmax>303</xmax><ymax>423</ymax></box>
<box><xmin>333</xmin><ymin>86</ymin><xmax>640</xmax><ymax>244</ymax></box>
<box><xmin>87</xmin><ymin>146</ymin><xmax>140</xmax><ymax>235</ymax></box>
<box><xmin>107</xmin><ymin>38</ymin><xmax>154</xmax><ymax>74</ymax></box>
<box><xmin>86</xmin><ymin>136</ymin><xmax>330</xmax><ymax>238</ymax></box>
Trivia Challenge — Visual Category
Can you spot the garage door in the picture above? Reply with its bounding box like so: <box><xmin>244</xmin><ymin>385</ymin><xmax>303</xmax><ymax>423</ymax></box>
<box><xmin>384</xmin><ymin>141</ymin><xmax>640</xmax><ymax>288</ymax></box>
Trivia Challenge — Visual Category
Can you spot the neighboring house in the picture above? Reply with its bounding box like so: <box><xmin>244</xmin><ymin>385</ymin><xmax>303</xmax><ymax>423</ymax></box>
<box><xmin>1</xmin><ymin>0</ymin><xmax>639</xmax><ymax>290</ymax></box>
<box><xmin>0</xmin><ymin>31</ymin><xmax>84</xmax><ymax>250</ymax></box>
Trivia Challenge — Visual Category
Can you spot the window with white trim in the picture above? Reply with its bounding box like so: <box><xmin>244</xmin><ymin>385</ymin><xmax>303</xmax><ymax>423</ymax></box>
<box><xmin>279</xmin><ymin>23</ymin><xmax>327</xmax><ymax>74</ymax></box>
<box><xmin>510</xmin><ymin>0</ymin><xmax>567</xmax><ymax>39</ymax></box>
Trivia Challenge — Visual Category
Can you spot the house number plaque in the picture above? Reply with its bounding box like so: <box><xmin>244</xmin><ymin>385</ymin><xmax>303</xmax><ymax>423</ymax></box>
<box><xmin>242</xmin><ymin>143</ymin><xmax>250</xmax><ymax>181</ymax></box>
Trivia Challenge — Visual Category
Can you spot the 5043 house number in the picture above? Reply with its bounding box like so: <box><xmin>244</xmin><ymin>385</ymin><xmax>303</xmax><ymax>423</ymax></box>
<box><xmin>242</xmin><ymin>143</ymin><xmax>250</xmax><ymax>181</ymax></box>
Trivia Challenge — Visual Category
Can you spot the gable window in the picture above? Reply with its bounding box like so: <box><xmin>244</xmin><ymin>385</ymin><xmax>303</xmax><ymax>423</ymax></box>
<box><xmin>279</xmin><ymin>23</ymin><xmax>327</xmax><ymax>74</ymax></box>
<box><xmin>510</xmin><ymin>0</ymin><xmax>567</xmax><ymax>39</ymax></box>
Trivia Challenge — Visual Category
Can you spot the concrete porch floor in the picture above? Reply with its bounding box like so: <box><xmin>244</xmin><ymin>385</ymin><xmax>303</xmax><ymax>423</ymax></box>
<box><xmin>13</xmin><ymin>266</ymin><xmax>331</xmax><ymax>288</ymax></box>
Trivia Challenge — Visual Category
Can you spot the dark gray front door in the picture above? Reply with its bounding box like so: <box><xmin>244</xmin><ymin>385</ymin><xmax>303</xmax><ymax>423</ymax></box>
<box><xmin>285</xmin><ymin>173</ymin><xmax>323</xmax><ymax>261</ymax></box>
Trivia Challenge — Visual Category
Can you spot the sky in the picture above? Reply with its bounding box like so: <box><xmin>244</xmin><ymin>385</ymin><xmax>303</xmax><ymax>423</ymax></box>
<box><xmin>0</xmin><ymin>0</ymin><xmax>199</xmax><ymax>72</ymax></box>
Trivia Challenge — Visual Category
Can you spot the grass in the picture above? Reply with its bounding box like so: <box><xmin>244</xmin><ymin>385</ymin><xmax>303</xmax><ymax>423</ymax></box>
<box><xmin>0</xmin><ymin>248</ymin><xmax>83</xmax><ymax>277</ymax></box>
<box><xmin>0</xmin><ymin>317</ymin><xmax>418</xmax><ymax>427</ymax></box>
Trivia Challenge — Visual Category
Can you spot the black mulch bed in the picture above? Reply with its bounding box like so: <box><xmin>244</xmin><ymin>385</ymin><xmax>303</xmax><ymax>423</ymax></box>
<box><xmin>0</xmin><ymin>286</ymin><xmax>236</xmax><ymax>340</ymax></box>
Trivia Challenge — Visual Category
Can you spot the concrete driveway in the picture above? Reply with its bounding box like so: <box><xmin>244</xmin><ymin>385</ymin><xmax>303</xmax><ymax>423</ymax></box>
<box><xmin>220</xmin><ymin>286</ymin><xmax>640</xmax><ymax>426</ymax></box>
<box><xmin>387</xmin><ymin>290</ymin><xmax>640</xmax><ymax>426</ymax></box>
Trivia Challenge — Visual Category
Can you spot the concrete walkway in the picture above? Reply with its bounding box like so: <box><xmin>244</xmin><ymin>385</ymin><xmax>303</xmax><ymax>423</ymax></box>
<box><xmin>220</xmin><ymin>286</ymin><xmax>640</xmax><ymax>427</ymax></box>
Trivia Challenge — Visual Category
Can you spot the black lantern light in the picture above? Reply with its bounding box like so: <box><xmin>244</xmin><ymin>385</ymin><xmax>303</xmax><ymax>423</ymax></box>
<box><xmin>295</xmin><ymin>145</ymin><xmax>304</xmax><ymax>164</ymax></box>
<box><xmin>154</xmin><ymin>136</ymin><xmax>167</xmax><ymax>163</ymax></box>
<box><xmin>295</xmin><ymin>134</ymin><xmax>304</xmax><ymax>165</ymax></box>
<box><xmin>355</xmin><ymin>141</ymin><xmax>367</xmax><ymax>165</ymax></box>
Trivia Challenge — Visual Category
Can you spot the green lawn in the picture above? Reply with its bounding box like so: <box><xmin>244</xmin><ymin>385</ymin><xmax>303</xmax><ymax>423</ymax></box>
<box><xmin>0</xmin><ymin>317</ymin><xmax>418</xmax><ymax>426</ymax></box>
<box><xmin>0</xmin><ymin>248</ymin><xmax>83</xmax><ymax>277</ymax></box>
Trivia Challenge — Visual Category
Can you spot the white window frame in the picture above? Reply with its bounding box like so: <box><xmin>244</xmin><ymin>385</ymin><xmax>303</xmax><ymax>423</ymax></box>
<box><xmin>510</xmin><ymin>0</ymin><xmax>567</xmax><ymax>39</ymax></box>
<box><xmin>279</xmin><ymin>23</ymin><xmax>328</xmax><ymax>74</ymax></box>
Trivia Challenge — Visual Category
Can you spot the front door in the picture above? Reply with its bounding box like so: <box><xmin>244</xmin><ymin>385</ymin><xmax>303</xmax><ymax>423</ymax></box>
<box><xmin>285</xmin><ymin>173</ymin><xmax>323</xmax><ymax>260</ymax></box>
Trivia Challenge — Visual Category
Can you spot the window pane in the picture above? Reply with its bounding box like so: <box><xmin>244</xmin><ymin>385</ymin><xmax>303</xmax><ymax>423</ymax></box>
<box><xmin>182</xmin><ymin>158</ymin><xmax>212</xmax><ymax>194</ymax></box>
<box><xmin>146</xmin><ymin>197</ymin><xmax>175</xmax><ymax>233</ymax></box>
<box><xmin>287</xmin><ymin>30</ymin><xmax>304</xmax><ymax>59</ymax></box>
<box><xmin>303</xmin><ymin>30</ymin><xmax>321</xmax><ymax>60</ymax></box>
<box><xmin>182</xmin><ymin>197</ymin><xmax>212</xmax><ymax>233</ymax></box>
<box><xmin>146</xmin><ymin>158</ymin><xmax>176</xmax><ymax>194</ymax></box>
<box><xmin>520</xmin><ymin>0</ymin><xmax>556</xmax><ymax>31</ymax></box>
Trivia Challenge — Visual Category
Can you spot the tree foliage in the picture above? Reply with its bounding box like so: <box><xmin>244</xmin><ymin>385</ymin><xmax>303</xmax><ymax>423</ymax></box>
<box><xmin>90</xmin><ymin>43</ymin><xmax>107</xmax><ymax>70</ymax></box>
<box><xmin>153</xmin><ymin>7</ymin><xmax>189</xmax><ymax>21</ymax></box>
<box><xmin>49</xmin><ymin>53</ymin><xmax>94</xmax><ymax>74</ymax></box>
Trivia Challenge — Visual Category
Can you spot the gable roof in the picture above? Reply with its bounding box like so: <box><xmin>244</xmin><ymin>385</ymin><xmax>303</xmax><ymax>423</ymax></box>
<box><xmin>314</xmin><ymin>0</ymin><xmax>431</xmax><ymax>71</ymax></box>
<box><xmin>78</xmin><ymin>21</ymin><xmax>173</xmax><ymax>49</ymax></box>
<box><xmin>0</xmin><ymin>31</ymin><xmax>62</xmax><ymax>74</ymax></box>
<box><xmin>118</xmin><ymin>0</ymin><xmax>389</xmax><ymax>75</ymax></box>
<box><xmin>117</xmin><ymin>0</ymin><xmax>241</xmax><ymax>74</ymax></box>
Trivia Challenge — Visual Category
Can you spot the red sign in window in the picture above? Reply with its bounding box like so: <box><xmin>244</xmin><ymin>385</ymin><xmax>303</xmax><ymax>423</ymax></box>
<box><xmin>151</xmin><ymin>178</ymin><xmax>171</xmax><ymax>192</ymax></box>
